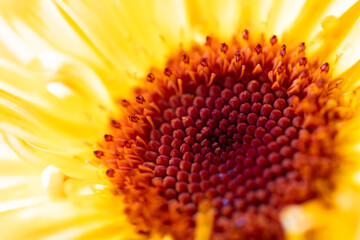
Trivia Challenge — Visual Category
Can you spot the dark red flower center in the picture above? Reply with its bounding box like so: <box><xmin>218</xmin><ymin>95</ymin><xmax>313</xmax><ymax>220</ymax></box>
<box><xmin>94</xmin><ymin>31</ymin><xmax>344</xmax><ymax>240</ymax></box>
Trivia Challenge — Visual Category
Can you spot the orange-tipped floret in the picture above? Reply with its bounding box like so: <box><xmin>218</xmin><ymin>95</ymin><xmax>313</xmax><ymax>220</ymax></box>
<box><xmin>94</xmin><ymin>32</ymin><xmax>352</xmax><ymax>240</ymax></box>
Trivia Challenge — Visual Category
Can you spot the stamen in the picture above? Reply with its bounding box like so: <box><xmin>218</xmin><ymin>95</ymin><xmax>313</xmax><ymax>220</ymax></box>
<box><xmin>280</xmin><ymin>45</ymin><xmax>286</xmax><ymax>57</ymax></box>
<box><xmin>164</xmin><ymin>68</ymin><xmax>172</xmax><ymax>77</ymax></box>
<box><xmin>320</xmin><ymin>62</ymin><xmax>330</xmax><ymax>72</ymax></box>
<box><xmin>200</xmin><ymin>58</ymin><xmax>208</xmax><ymax>67</ymax></box>
<box><xmin>106</xmin><ymin>168</ymin><xmax>115</xmax><ymax>178</ymax></box>
<box><xmin>242</xmin><ymin>29</ymin><xmax>249</xmax><ymax>40</ymax></box>
<box><xmin>254</xmin><ymin>44</ymin><xmax>262</xmax><ymax>54</ymax></box>
<box><xmin>104</xmin><ymin>134</ymin><xmax>113</xmax><ymax>142</ymax></box>
<box><xmin>94</xmin><ymin>150</ymin><xmax>104</xmax><ymax>158</ymax></box>
<box><xmin>111</xmin><ymin>120</ymin><xmax>121</xmax><ymax>128</ymax></box>
<box><xmin>270</xmin><ymin>35</ymin><xmax>278</xmax><ymax>45</ymax></box>
<box><xmin>220</xmin><ymin>43</ymin><xmax>229</xmax><ymax>54</ymax></box>
<box><xmin>235</xmin><ymin>51</ymin><xmax>242</xmax><ymax>62</ymax></box>
<box><xmin>128</xmin><ymin>114</ymin><xmax>140</xmax><ymax>123</ymax></box>
<box><xmin>136</xmin><ymin>95</ymin><xmax>146</xmax><ymax>104</ymax></box>
<box><xmin>298</xmin><ymin>42</ymin><xmax>306</xmax><ymax>53</ymax></box>
<box><xmin>182</xmin><ymin>54</ymin><xmax>190</xmax><ymax>64</ymax></box>
<box><xmin>298</xmin><ymin>57</ymin><xmax>307</xmax><ymax>66</ymax></box>
<box><xmin>206</xmin><ymin>36</ymin><xmax>212</xmax><ymax>46</ymax></box>
<box><xmin>147</xmin><ymin>73</ymin><xmax>155</xmax><ymax>82</ymax></box>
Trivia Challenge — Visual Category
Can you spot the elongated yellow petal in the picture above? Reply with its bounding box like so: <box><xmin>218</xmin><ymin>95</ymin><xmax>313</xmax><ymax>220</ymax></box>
<box><xmin>282</xmin><ymin>0</ymin><xmax>334</xmax><ymax>42</ymax></box>
<box><xmin>0</xmin><ymin>199</ymin><xmax>141</xmax><ymax>240</ymax></box>
<box><xmin>308</xmin><ymin>1</ymin><xmax>360</xmax><ymax>63</ymax></box>
<box><xmin>0</xmin><ymin>0</ymin><xmax>104</xmax><ymax>66</ymax></box>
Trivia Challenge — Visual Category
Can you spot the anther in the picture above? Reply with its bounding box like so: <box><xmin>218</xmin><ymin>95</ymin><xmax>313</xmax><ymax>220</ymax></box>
<box><xmin>94</xmin><ymin>150</ymin><xmax>104</xmax><ymax>158</ymax></box>
<box><xmin>120</xmin><ymin>99</ymin><xmax>130</xmax><ymax>107</ymax></box>
<box><xmin>242</xmin><ymin>29</ymin><xmax>249</xmax><ymax>40</ymax></box>
<box><xmin>280</xmin><ymin>45</ymin><xmax>286</xmax><ymax>57</ymax></box>
<box><xmin>298</xmin><ymin>42</ymin><xmax>306</xmax><ymax>53</ymax></box>
<box><xmin>200</xmin><ymin>58</ymin><xmax>208</xmax><ymax>67</ymax></box>
<box><xmin>220</xmin><ymin>43</ymin><xmax>229</xmax><ymax>54</ymax></box>
<box><xmin>136</xmin><ymin>95</ymin><xmax>145</xmax><ymax>104</ymax></box>
<box><xmin>164</xmin><ymin>68</ymin><xmax>172</xmax><ymax>77</ymax></box>
<box><xmin>128</xmin><ymin>115</ymin><xmax>140</xmax><ymax>122</ymax></box>
<box><xmin>298</xmin><ymin>57</ymin><xmax>307</xmax><ymax>66</ymax></box>
<box><xmin>183</xmin><ymin>54</ymin><xmax>190</xmax><ymax>64</ymax></box>
<box><xmin>254</xmin><ymin>44</ymin><xmax>262</xmax><ymax>54</ymax></box>
<box><xmin>276</xmin><ymin>63</ymin><xmax>285</xmax><ymax>73</ymax></box>
<box><xmin>235</xmin><ymin>51</ymin><xmax>242</xmax><ymax>62</ymax></box>
<box><xmin>111</xmin><ymin>120</ymin><xmax>121</xmax><ymax>128</ymax></box>
<box><xmin>106</xmin><ymin>168</ymin><xmax>115</xmax><ymax>178</ymax></box>
<box><xmin>147</xmin><ymin>73</ymin><xmax>155</xmax><ymax>82</ymax></box>
<box><xmin>300</xmin><ymin>69</ymin><xmax>309</xmax><ymax>79</ymax></box>
<box><xmin>123</xmin><ymin>140</ymin><xmax>133</xmax><ymax>148</ymax></box>
<box><xmin>320</xmin><ymin>62</ymin><xmax>330</xmax><ymax>73</ymax></box>
<box><xmin>104</xmin><ymin>134</ymin><xmax>114</xmax><ymax>142</ymax></box>
<box><xmin>270</xmin><ymin>35</ymin><xmax>278</xmax><ymax>45</ymax></box>
<box><xmin>206</xmin><ymin>36</ymin><xmax>212</xmax><ymax>46</ymax></box>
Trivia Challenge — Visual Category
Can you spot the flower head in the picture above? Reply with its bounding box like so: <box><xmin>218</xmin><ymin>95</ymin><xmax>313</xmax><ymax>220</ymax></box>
<box><xmin>1</xmin><ymin>1</ymin><xmax>360</xmax><ymax>240</ymax></box>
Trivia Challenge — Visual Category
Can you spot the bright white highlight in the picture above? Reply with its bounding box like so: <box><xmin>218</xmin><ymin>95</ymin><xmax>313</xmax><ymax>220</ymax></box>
<box><xmin>46</xmin><ymin>82</ymin><xmax>73</xmax><ymax>99</ymax></box>
<box><xmin>280</xmin><ymin>205</ymin><xmax>314</xmax><ymax>235</ymax></box>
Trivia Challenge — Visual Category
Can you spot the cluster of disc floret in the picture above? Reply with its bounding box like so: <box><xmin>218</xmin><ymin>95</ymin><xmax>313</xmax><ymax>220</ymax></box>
<box><xmin>94</xmin><ymin>30</ymin><xmax>346</xmax><ymax>239</ymax></box>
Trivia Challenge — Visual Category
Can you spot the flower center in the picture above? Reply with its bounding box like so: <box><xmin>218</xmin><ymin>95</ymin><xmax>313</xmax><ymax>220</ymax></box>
<box><xmin>95</xmin><ymin>30</ymin><xmax>341</xmax><ymax>239</ymax></box>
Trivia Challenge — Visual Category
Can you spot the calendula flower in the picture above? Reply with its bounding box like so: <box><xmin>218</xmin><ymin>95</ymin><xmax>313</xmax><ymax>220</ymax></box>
<box><xmin>1</xmin><ymin>0</ymin><xmax>360</xmax><ymax>239</ymax></box>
